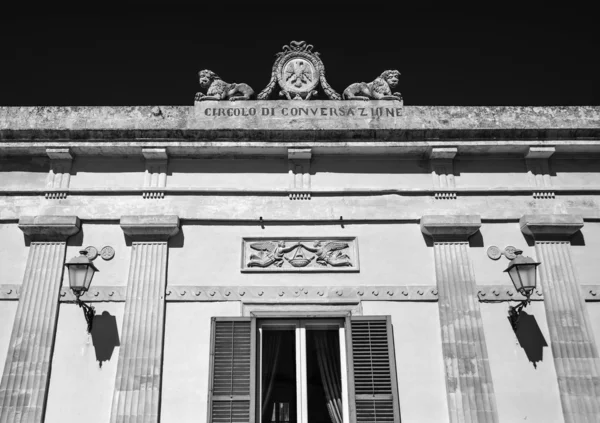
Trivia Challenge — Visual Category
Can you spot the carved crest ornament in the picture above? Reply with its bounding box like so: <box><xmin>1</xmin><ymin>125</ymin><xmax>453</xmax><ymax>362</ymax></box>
<box><xmin>195</xmin><ymin>41</ymin><xmax>402</xmax><ymax>103</ymax></box>
<box><xmin>241</xmin><ymin>238</ymin><xmax>359</xmax><ymax>272</ymax></box>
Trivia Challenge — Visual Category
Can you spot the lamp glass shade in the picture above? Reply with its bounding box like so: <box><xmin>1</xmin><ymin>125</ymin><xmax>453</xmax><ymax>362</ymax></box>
<box><xmin>68</xmin><ymin>264</ymin><xmax>95</xmax><ymax>293</ymax></box>
<box><xmin>65</xmin><ymin>251</ymin><xmax>98</xmax><ymax>295</ymax></box>
<box><xmin>504</xmin><ymin>254</ymin><xmax>540</xmax><ymax>297</ymax></box>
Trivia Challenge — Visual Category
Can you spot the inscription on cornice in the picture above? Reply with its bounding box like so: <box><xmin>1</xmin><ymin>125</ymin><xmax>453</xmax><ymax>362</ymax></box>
<box><xmin>241</xmin><ymin>237</ymin><xmax>359</xmax><ymax>272</ymax></box>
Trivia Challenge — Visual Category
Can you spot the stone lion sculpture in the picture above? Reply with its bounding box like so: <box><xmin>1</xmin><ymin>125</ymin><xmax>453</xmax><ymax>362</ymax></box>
<box><xmin>342</xmin><ymin>70</ymin><xmax>402</xmax><ymax>101</ymax></box>
<box><xmin>194</xmin><ymin>69</ymin><xmax>254</xmax><ymax>102</ymax></box>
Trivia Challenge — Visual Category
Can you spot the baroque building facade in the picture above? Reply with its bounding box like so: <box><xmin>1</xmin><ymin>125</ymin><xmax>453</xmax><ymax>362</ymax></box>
<box><xmin>1</xmin><ymin>43</ymin><xmax>600</xmax><ymax>423</ymax></box>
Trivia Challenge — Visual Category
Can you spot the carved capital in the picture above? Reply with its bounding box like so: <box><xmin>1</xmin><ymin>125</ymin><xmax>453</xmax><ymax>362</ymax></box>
<box><xmin>520</xmin><ymin>214</ymin><xmax>583</xmax><ymax>240</ymax></box>
<box><xmin>18</xmin><ymin>215</ymin><xmax>80</xmax><ymax>241</ymax></box>
<box><xmin>420</xmin><ymin>214</ymin><xmax>481</xmax><ymax>241</ymax></box>
<box><xmin>142</xmin><ymin>148</ymin><xmax>168</xmax><ymax>160</ymax></box>
<box><xmin>46</xmin><ymin>148</ymin><xmax>73</xmax><ymax>160</ymax></box>
<box><xmin>120</xmin><ymin>215</ymin><xmax>179</xmax><ymax>241</ymax></box>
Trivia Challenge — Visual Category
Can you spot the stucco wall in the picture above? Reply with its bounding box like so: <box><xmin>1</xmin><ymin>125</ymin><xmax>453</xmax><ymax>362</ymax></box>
<box><xmin>69</xmin><ymin>156</ymin><xmax>145</xmax><ymax>189</ymax></box>
<box><xmin>470</xmin><ymin>222</ymin><xmax>536</xmax><ymax>286</ymax></box>
<box><xmin>45</xmin><ymin>302</ymin><xmax>123</xmax><ymax>423</ymax></box>
<box><xmin>168</xmin><ymin>223</ymin><xmax>435</xmax><ymax>286</ymax></box>
<box><xmin>65</xmin><ymin>222</ymin><xmax>130</xmax><ymax>286</ymax></box>
<box><xmin>0</xmin><ymin>156</ymin><xmax>48</xmax><ymax>190</ymax></box>
<box><xmin>310</xmin><ymin>157</ymin><xmax>432</xmax><ymax>189</ymax></box>
<box><xmin>480</xmin><ymin>302</ymin><xmax>563</xmax><ymax>423</ymax></box>
<box><xmin>455</xmin><ymin>158</ymin><xmax>527</xmax><ymax>188</ymax></box>
<box><xmin>168</xmin><ymin>158</ymin><xmax>288</xmax><ymax>189</ymax></box>
<box><xmin>0</xmin><ymin>223</ymin><xmax>28</xmax><ymax>285</ymax></box>
<box><xmin>552</xmin><ymin>158</ymin><xmax>600</xmax><ymax>187</ymax></box>
<box><xmin>0</xmin><ymin>302</ymin><xmax>18</xmax><ymax>375</ymax></box>
<box><xmin>362</xmin><ymin>301</ymin><xmax>449</xmax><ymax>423</ymax></box>
<box><xmin>161</xmin><ymin>301</ymin><xmax>241</xmax><ymax>423</ymax></box>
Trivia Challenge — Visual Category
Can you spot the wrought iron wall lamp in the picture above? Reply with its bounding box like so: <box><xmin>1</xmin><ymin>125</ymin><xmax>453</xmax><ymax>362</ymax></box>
<box><xmin>64</xmin><ymin>246</ymin><xmax>114</xmax><ymax>333</ymax></box>
<box><xmin>487</xmin><ymin>246</ymin><xmax>541</xmax><ymax>330</ymax></box>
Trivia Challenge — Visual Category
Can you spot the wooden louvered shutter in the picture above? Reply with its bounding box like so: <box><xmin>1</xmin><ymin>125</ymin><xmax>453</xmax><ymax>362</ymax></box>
<box><xmin>208</xmin><ymin>317</ymin><xmax>256</xmax><ymax>423</ymax></box>
<box><xmin>346</xmin><ymin>316</ymin><xmax>400</xmax><ymax>423</ymax></box>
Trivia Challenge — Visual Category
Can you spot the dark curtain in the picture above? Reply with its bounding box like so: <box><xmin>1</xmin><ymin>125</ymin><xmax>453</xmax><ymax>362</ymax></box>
<box><xmin>314</xmin><ymin>331</ymin><xmax>343</xmax><ymax>423</ymax></box>
<box><xmin>261</xmin><ymin>331</ymin><xmax>282</xmax><ymax>421</ymax></box>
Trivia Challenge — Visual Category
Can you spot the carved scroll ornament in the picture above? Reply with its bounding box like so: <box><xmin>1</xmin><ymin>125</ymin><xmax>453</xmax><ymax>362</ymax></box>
<box><xmin>241</xmin><ymin>237</ymin><xmax>358</xmax><ymax>272</ymax></box>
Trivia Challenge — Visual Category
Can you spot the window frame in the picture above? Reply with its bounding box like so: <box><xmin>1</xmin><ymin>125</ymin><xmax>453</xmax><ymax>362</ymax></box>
<box><xmin>208</xmin><ymin>313</ymin><xmax>400</xmax><ymax>423</ymax></box>
<box><xmin>257</xmin><ymin>318</ymin><xmax>350</xmax><ymax>423</ymax></box>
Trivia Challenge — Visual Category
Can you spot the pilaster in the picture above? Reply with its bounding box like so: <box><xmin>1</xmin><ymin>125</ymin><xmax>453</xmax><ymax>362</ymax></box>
<box><xmin>110</xmin><ymin>215</ymin><xmax>179</xmax><ymax>423</ymax></box>
<box><xmin>520</xmin><ymin>214</ymin><xmax>600</xmax><ymax>422</ymax></box>
<box><xmin>421</xmin><ymin>215</ymin><xmax>499</xmax><ymax>423</ymax></box>
<box><xmin>0</xmin><ymin>215</ymin><xmax>80</xmax><ymax>423</ymax></box>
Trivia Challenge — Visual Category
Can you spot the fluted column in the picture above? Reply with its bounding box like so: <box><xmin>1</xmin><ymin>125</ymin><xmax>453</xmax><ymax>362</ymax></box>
<box><xmin>421</xmin><ymin>215</ymin><xmax>499</xmax><ymax>423</ymax></box>
<box><xmin>520</xmin><ymin>214</ymin><xmax>600</xmax><ymax>422</ymax></box>
<box><xmin>0</xmin><ymin>216</ymin><xmax>80</xmax><ymax>423</ymax></box>
<box><xmin>110</xmin><ymin>215</ymin><xmax>179</xmax><ymax>423</ymax></box>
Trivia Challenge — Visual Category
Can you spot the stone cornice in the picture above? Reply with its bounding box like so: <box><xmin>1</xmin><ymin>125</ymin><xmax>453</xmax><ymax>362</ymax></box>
<box><xmin>120</xmin><ymin>215</ymin><xmax>180</xmax><ymax>241</ymax></box>
<box><xmin>18</xmin><ymin>215</ymin><xmax>80</xmax><ymax>241</ymax></box>
<box><xmin>520</xmin><ymin>214</ymin><xmax>584</xmax><ymax>240</ymax></box>
<box><xmin>1</xmin><ymin>106</ymin><xmax>599</xmax><ymax>156</ymax></box>
<box><xmin>420</xmin><ymin>214</ymin><xmax>481</xmax><ymax>241</ymax></box>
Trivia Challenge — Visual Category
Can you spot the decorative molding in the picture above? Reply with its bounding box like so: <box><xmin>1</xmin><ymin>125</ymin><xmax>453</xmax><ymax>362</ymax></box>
<box><xmin>241</xmin><ymin>237</ymin><xmax>359</xmax><ymax>272</ymax></box>
<box><xmin>520</xmin><ymin>214</ymin><xmax>583</xmax><ymax>239</ymax></box>
<box><xmin>18</xmin><ymin>215</ymin><xmax>80</xmax><ymax>241</ymax></box>
<box><xmin>526</xmin><ymin>146</ymin><xmax>555</xmax><ymax>199</ymax></box>
<box><xmin>3</xmin><ymin>284</ymin><xmax>600</xmax><ymax>303</ymax></box>
<box><xmin>429</xmin><ymin>147</ymin><xmax>457</xmax><ymax>200</ymax></box>
<box><xmin>45</xmin><ymin>148</ymin><xmax>72</xmax><ymax>199</ymax></box>
<box><xmin>120</xmin><ymin>215</ymin><xmax>179</xmax><ymax>240</ymax></box>
<box><xmin>165</xmin><ymin>285</ymin><xmax>437</xmax><ymax>302</ymax></box>
<box><xmin>420</xmin><ymin>214</ymin><xmax>481</xmax><ymax>241</ymax></box>
<box><xmin>59</xmin><ymin>286</ymin><xmax>126</xmax><ymax>302</ymax></box>
<box><xmin>142</xmin><ymin>148</ymin><xmax>168</xmax><ymax>199</ymax></box>
<box><xmin>477</xmin><ymin>285</ymin><xmax>544</xmax><ymax>302</ymax></box>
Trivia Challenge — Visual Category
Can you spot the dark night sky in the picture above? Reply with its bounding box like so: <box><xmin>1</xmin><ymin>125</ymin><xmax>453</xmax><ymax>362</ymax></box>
<box><xmin>1</xmin><ymin>3</ymin><xmax>598</xmax><ymax>106</ymax></box>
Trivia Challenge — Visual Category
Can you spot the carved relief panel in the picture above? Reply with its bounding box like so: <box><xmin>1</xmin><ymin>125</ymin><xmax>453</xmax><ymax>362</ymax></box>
<box><xmin>241</xmin><ymin>237</ymin><xmax>359</xmax><ymax>272</ymax></box>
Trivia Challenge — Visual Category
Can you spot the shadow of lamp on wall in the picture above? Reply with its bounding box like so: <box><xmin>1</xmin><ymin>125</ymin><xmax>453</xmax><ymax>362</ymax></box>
<box><xmin>90</xmin><ymin>311</ymin><xmax>120</xmax><ymax>368</ymax></box>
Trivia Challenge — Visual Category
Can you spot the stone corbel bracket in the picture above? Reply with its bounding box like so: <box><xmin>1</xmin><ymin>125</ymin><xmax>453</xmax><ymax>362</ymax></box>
<box><xmin>45</xmin><ymin>148</ymin><xmax>73</xmax><ymax>199</ymax></box>
<box><xmin>526</xmin><ymin>146</ymin><xmax>555</xmax><ymax>199</ymax></box>
<box><xmin>142</xmin><ymin>148</ymin><xmax>168</xmax><ymax>199</ymax></box>
<box><xmin>429</xmin><ymin>147</ymin><xmax>457</xmax><ymax>200</ymax></box>
<box><xmin>288</xmin><ymin>148</ymin><xmax>312</xmax><ymax>200</ymax></box>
